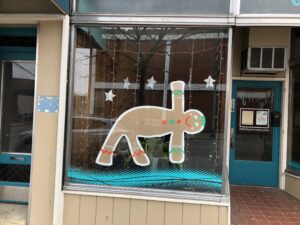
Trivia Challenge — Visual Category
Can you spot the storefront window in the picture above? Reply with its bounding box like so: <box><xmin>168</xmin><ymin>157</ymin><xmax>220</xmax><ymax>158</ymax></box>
<box><xmin>76</xmin><ymin>0</ymin><xmax>230</xmax><ymax>15</ymax></box>
<box><xmin>65</xmin><ymin>26</ymin><xmax>228</xmax><ymax>196</ymax></box>
<box><xmin>240</xmin><ymin>0</ymin><xmax>300</xmax><ymax>14</ymax></box>
<box><xmin>288</xmin><ymin>68</ymin><xmax>300</xmax><ymax>174</ymax></box>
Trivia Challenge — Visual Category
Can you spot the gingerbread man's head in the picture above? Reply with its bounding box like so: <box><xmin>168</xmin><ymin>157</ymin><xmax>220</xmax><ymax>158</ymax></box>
<box><xmin>183</xmin><ymin>109</ymin><xmax>206</xmax><ymax>134</ymax></box>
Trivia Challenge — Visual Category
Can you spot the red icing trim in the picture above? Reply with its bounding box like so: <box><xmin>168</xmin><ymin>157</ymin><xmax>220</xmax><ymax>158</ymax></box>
<box><xmin>101</xmin><ymin>149</ymin><xmax>113</xmax><ymax>155</ymax></box>
<box><xmin>177</xmin><ymin>119</ymin><xmax>181</xmax><ymax>124</ymax></box>
<box><xmin>185</xmin><ymin>116</ymin><xmax>191</xmax><ymax>127</ymax></box>
<box><xmin>132</xmin><ymin>150</ymin><xmax>145</xmax><ymax>157</ymax></box>
<box><xmin>162</xmin><ymin>120</ymin><xmax>167</xmax><ymax>124</ymax></box>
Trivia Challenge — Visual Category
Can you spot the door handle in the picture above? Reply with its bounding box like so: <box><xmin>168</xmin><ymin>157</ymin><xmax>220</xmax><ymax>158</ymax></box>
<box><xmin>230</xmin><ymin>128</ymin><xmax>235</xmax><ymax>149</ymax></box>
<box><xmin>10</xmin><ymin>156</ymin><xmax>25</xmax><ymax>161</ymax></box>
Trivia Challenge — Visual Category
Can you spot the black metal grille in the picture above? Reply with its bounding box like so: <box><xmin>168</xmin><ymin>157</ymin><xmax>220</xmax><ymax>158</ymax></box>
<box><xmin>0</xmin><ymin>37</ymin><xmax>36</xmax><ymax>47</ymax></box>
<box><xmin>0</xmin><ymin>164</ymin><xmax>30</xmax><ymax>183</ymax></box>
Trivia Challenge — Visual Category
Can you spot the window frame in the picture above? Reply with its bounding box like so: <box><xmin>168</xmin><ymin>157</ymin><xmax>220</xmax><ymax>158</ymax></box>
<box><xmin>63</xmin><ymin>24</ymin><xmax>232</xmax><ymax>202</ymax></box>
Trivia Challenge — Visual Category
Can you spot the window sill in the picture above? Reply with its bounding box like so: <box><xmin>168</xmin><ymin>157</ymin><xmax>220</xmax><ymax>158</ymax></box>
<box><xmin>63</xmin><ymin>184</ymin><xmax>230</xmax><ymax>206</ymax></box>
<box><xmin>285</xmin><ymin>169</ymin><xmax>300</xmax><ymax>178</ymax></box>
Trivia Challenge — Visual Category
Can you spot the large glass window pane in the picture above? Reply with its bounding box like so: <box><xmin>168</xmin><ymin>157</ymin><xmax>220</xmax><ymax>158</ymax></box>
<box><xmin>235</xmin><ymin>88</ymin><xmax>273</xmax><ymax>161</ymax></box>
<box><xmin>76</xmin><ymin>0</ymin><xmax>230</xmax><ymax>15</ymax></box>
<box><xmin>1</xmin><ymin>62</ymin><xmax>35</xmax><ymax>154</ymax></box>
<box><xmin>66</xmin><ymin>26</ymin><xmax>228</xmax><ymax>195</ymax></box>
<box><xmin>288</xmin><ymin>68</ymin><xmax>300</xmax><ymax>173</ymax></box>
<box><xmin>240</xmin><ymin>0</ymin><xmax>300</xmax><ymax>14</ymax></box>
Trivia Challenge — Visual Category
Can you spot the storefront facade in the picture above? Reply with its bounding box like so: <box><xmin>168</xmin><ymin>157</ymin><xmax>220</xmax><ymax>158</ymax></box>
<box><xmin>0</xmin><ymin>1</ymin><xmax>300</xmax><ymax>225</ymax></box>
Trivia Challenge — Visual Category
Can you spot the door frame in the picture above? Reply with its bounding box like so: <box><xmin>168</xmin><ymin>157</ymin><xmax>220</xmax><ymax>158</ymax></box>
<box><xmin>229</xmin><ymin>80</ymin><xmax>282</xmax><ymax>187</ymax></box>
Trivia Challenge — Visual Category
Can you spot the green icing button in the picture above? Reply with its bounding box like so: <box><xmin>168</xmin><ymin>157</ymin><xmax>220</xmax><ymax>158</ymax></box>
<box><xmin>169</xmin><ymin>119</ymin><xmax>175</xmax><ymax>125</ymax></box>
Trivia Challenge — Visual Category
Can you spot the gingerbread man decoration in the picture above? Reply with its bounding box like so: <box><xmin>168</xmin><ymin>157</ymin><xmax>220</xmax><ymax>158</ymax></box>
<box><xmin>96</xmin><ymin>81</ymin><xmax>206</xmax><ymax>166</ymax></box>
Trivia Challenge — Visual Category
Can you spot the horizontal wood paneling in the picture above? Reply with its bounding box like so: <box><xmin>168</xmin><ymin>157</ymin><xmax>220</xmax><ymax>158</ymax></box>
<box><xmin>96</xmin><ymin>197</ymin><xmax>114</xmax><ymax>225</ymax></box>
<box><xmin>200</xmin><ymin>205</ymin><xmax>219</xmax><ymax>225</ymax></box>
<box><xmin>285</xmin><ymin>174</ymin><xmax>300</xmax><ymax>200</ymax></box>
<box><xmin>147</xmin><ymin>200</ymin><xmax>165</xmax><ymax>225</ymax></box>
<box><xmin>63</xmin><ymin>194</ymin><xmax>80</xmax><ymax>225</ymax></box>
<box><xmin>130</xmin><ymin>199</ymin><xmax>147</xmax><ymax>225</ymax></box>
<box><xmin>63</xmin><ymin>194</ymin><xmax>229</xmax><ymax>225</ymax></box>
<box><xmin>182</xmin><ymin>203</ymin><xmax>201</xmax><ymax>225</ymax></box>
<box><xmin>164</xmin><ymin>202</ymin><xmax>182</xmax><ymax>225</ymax></box>
<box><xmin>79</xmin><ymin>196</ymin><xmax>97</xmax><ymax>225</ymax></box>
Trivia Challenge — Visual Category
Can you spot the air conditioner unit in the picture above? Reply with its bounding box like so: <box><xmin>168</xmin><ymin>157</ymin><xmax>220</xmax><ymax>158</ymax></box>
<box><xmin>241</xmin><ymin>47</ymin><xmax>286</xmax><ymax>74</ymax></box>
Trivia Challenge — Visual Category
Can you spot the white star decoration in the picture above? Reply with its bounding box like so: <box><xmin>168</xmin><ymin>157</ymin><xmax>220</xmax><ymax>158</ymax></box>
<box><xmin>204</xmin><ymin>75</ymin><xmax>216</xmax><ymax>88</ymax></box>
<box><xmin>105</xmin><ymin>90</ymin><xmax>116</xmax><ymax>102</ymax></box>
<box><xmin>123</xmin><ymin>77</ymin><xmax>130</xmax><ymax>89</ymax></box>
<box><xmin>147</xmin><ymin>76</ymin><xmax>157</xmax><ymax>89</ymax></box>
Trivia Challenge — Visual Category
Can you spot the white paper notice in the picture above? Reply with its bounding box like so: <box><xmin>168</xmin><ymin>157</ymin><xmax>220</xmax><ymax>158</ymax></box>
<box><xmin>256</xmin><ymin>110</ymin><xmax>268</xmax><ymax>126</ymax></box>
<box><xmin>241</xmin><ymin>110</ymin><xmax>254</xmax><ymax>126</ymax></box>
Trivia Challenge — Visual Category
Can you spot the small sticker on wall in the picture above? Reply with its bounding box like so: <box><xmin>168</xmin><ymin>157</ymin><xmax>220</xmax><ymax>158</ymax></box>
<box><xmin>37</xmin><ymin>96</ymin><xmax>59</xmax><ymax>113</ymax></box>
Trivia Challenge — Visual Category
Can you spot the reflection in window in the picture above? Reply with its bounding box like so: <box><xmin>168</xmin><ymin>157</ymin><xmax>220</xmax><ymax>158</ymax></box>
<box><xmin>288</xmin><ymin>70</ymin><xmax>300</xmax><ymax>173</ymax></box>
<box><xmin>66</xmin><ymin>27</ymin><xmax>228</xmax><ymax>194</ymax></box>
<box><xmin>1</xmin><ymin>62</ymin><xmax>35</xmax><ymax>154</ymax></box>
<box><xmin>235</xmin><ymin>88</ymin><xmax>273</xmax><ymax>161</ymax></box>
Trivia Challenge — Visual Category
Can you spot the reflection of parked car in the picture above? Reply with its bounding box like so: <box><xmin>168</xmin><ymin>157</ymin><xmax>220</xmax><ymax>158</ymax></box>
<box><xmin>15</xmin><ymin>130</ymin><xmax>32</xmax><ymax>153</ymax></box>
<box><xmin>72</xmin><ymin>115</ymin><xmax>129</xmax><ymax>154</ymax></box>
<box><xmin>72</xmin><ymin>115</ymin><xmax>113</xmax><ymax>136</ymax></box>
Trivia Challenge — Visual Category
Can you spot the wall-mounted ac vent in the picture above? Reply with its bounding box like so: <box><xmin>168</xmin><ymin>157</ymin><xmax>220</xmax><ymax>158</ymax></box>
<box><xmin>241</xmin><ymin>47</ymin><xmax>285</xmax><ymax>74</ymax></box>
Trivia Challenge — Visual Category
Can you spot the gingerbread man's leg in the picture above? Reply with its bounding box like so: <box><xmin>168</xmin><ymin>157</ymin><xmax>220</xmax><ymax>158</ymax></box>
<box><xmin>124</xmin><ymin>134</ymin><xmax>150</xmax><ymax>166</ymax></box>
<box><xmin>169</xmin><ymin>132</ymin><xmax>185</xmax><ymax>163</ymax></box>
<box><xmin>96</xmin><ymin>129</ymin><xmax>124</xmax><ymax>166</ymax></box>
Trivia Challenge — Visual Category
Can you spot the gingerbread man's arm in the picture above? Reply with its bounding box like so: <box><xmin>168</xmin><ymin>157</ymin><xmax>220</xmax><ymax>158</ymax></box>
<box><xmin>170</xmin><ymin>81</ymin><xmax>185</xmax><ymax>113</ymax></box>
<box><xmin>169</xmin><ymin>131</ymin><xmax>185</xmax><ymax>163</ymax></box>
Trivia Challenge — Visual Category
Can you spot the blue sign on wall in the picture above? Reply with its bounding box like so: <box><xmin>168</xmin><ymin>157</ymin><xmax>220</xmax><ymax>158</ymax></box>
<box><xmin>51</xmin><ymin>0</ymin><xmax>69</xmax><ymax>13</ymax></box>
<box><xmin>37</xmin><ymin>96</ymin><xmax>59</xmax><ymax>113</ymax></box>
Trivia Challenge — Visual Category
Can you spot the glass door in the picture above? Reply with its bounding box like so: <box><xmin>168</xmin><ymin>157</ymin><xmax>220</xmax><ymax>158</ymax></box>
<box><xmin>0</xmin><ymin>27</ymin><xmax>36</xmax><ymax>203</ymax></box>
<box><xmin>229</xmin><ymin>81</ymin><xmax>281</xmax><ymax>187</ymax></box>
<box><xmin>0</xmin><ymin>61</ymin><xmax>35</xmax><ymax>203</ymax></box>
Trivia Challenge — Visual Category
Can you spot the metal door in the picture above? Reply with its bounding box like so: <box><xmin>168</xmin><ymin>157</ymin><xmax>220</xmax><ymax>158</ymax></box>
<box><xmin>229</xmin><ymin>81</ymin><xmax>281</xmax><ymax>187</ymax></box>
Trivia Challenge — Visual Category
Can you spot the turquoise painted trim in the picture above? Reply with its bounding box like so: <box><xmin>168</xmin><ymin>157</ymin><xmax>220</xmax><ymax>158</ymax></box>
<box><xmin>229</xmin><ymin>81</ymin><xmax>281</xmax><ymax>187</ymax></box>
<box><xmin>68</xmin><ymin>168</ymin><xmax>222</xmax><ymax>191</ymax></box>
<box><xmin>0</xmin><ymin>181</ymin><xmax>29</xmax><ymax>187</ymax></box>
<box><xmin>288</xmin><ymin>160</ymin><xmax>300</xmax><ymax>172</ymax></box>
<box><xmin>0</xmin><ymin>28</ymin><xmax>37</xmax><ymax>37</ymax></box>
<box><xmin>52</xmin><ymin>0</ymin><xmax>70</xmax><ymax>13</ymax></box>
<box><xmin>0</xmin><ymin>47</ymin><xmax>36</xmax><ymax>60</ymax></box>
<box><xmin>0</xmin><ymin>153</ymin><xmax>31</xmax><ymax>165</ymax></box>
<box><xmin>291</xmin><ymin>0</ymin><xmax>300</xmax><ymax>7</ymax></box>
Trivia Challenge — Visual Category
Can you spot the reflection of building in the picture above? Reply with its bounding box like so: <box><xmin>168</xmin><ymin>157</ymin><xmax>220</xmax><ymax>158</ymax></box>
<box><xmin>1</xmin><ymin>1</ymin><xmax>300</xmax><ymax>225</ymax></box>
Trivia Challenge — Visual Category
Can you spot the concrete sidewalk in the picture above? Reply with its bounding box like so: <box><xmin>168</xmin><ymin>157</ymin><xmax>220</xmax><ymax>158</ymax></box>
<box><xmin>0</xmin><ymin>203</ymin><xmax>27</xmax><ymax>225</ymax></box>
